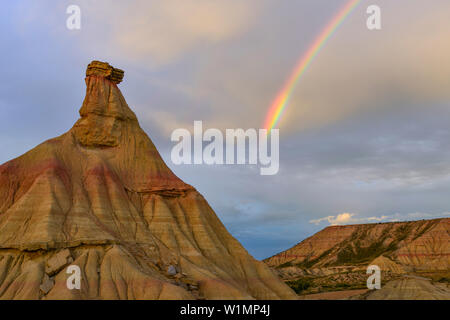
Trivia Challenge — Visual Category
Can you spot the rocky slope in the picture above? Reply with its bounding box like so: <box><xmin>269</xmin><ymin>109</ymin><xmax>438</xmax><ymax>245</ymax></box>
<box><xmin>265</xmin><ymin>218</ymin><xmax>449</xmax><ymax>275</ymax></box>
<box><xmin>0</xmin><ymin>61</ymin><xmax>296</xmax><ymax>300</ymax></box>
<box><xmin>351</xmin><ymin>276</ymin><xmax>450</xmax><ymax>300</ymax></box>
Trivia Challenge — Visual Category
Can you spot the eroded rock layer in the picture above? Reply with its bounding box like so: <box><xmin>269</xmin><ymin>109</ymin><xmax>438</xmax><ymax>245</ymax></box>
<box><xmin>0</xmin><ymin>61</ymin><xmax>296</xmax><ymax>300</ymax></box>
<box><xmin>265</xmin><ymin>218</ymin><xmax>450</xmax><ymax>274</ymax></box>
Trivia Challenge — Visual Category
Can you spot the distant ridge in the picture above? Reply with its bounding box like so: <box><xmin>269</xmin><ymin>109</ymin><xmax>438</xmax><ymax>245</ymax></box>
<box><xmin>265</xmin><ymin>218</ymin><xmax>449</xmax><ymax>273</ymax></box>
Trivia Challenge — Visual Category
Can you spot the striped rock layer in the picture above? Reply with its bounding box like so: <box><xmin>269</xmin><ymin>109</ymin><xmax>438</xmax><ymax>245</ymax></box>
<box><xmin>265</xmin><ymin>218</ymin><xmax>449</xmax><ymax>274</ymax></box>
<box><xmin>0</xmin><ymin>61</ymin><xmax>296</xmax><ymax>300</ymax></box>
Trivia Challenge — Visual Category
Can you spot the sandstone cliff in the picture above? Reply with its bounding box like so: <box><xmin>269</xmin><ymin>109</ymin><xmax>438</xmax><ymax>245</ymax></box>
<box><xmin>0</xmin><ymin>61</ymin><xmax>296</xmax><ymax>300</ymax></box>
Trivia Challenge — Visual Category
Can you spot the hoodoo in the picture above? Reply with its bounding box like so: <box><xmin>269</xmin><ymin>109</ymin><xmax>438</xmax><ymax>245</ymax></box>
<box><xmin>0</xmin><ymin>61</ymin><xmax>296</xmax><ymax>300</ymax></box>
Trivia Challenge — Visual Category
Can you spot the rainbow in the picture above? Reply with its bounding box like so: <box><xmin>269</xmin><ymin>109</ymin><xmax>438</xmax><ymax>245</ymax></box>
<box><xmin>264</xmin><ymin>0</ymin><xmax>362</xmax><ymax>132</ymax></box>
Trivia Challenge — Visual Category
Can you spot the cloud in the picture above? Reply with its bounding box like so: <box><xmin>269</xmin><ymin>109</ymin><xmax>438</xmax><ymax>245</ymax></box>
<box><xmin>13</xmin><ymin>1</ymin><xmax>450</xmax><ymax>132</ymax></box>
<box><xmin>4</xmin><ymin>0</ymin><xmax>450</xmax><ymax>260</ymax></box>
<box><xmin>76</xmin><ymin>0</ymin><xmax>264</xmax><ymax>67</ymax></box>
<box><xmin>136</xmin><ymin>0</ymin><xmax>450</xmax><ymax>133</ymax></box>
<box><xmin>275</xmin><ymin>1</ymin><xmax>450</xmax><ymax>133</ymax></box>
<box><xmin>310</xmin><ymin>212</ymin><xmax>450</xmax><ymax>226</ymax></box>
<box><xmin>310</xmin><ymin>212</ymin><xmax>355</xmax><ymax>225</ymax></box>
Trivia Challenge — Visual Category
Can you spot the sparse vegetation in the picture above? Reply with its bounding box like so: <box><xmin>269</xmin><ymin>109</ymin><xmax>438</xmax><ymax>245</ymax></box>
<box><xmin>332</xmin><ymin>224</ymin><xmax>417</xmax><ymax>265</ymax></box>
<box><xmin>335</xmin><ymin>240</ymin><xmax>387</xmax><ymax>265</ymax></box>
<box><xmin>272</xmin><ymin>218</ymin><xmax>448</xmax><ymax>297</ymax></box>
<box><xmin>437</xmin><ymin>277</ymin><xmax>450</xmax><ymax>283</ymax></box>
<box><xmin>412</xmin><ymin>220</ymin><xmax>439</xmax><ymax>241</ymax></box>
<box><xmin>286</xmin><ymin>270</ymin><xmax>402</xmax><ymax>295</ymax></box>
<box><xmin>286</xmin><ymin>278</ymin><xmax>312</xmax><ymax>294</ymax></box>
<box><xmin>296</xmin><ymin>248</ymin><xmax>334</xmax><ymax>268</ymax></box>
<box><xmin>276</xmin><ymin>261</ymin><xmax>293</xmax><ymax>269</ymax></box>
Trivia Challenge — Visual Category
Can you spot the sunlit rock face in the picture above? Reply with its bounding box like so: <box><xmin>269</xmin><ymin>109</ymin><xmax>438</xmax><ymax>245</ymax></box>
<box><xmin>0</xmin><ymin>61</ymin><xmax>296</xmax><ymax>300</ymax></box>
<box><xmin>265</xmin><ymin>218</ymin><xmax>450</xmax><ymax>274</ymax></box>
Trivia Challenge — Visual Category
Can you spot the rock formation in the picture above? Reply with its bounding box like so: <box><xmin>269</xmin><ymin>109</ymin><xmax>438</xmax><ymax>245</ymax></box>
<box><xmin>86</xmin><ymin>60</ymin><xmax>124</xmax><ymax>84</ymax></box>
<box><xmin>265</xmin><ymin>219</ymin><xmax>449</xmax><ymax>299</ymax></box>
<box><xmin>0</xmin><ymin>61</ymin><xmax>296</xmax><ymax>300</ymax></box>
<box><xmin>265</xmin><ymin>218</ymin><xmax>449</xmax><ymax>274</ymax></box>
<box><xmin>351</xmin><ymin>276</ymin><xmax>450</xmax><ymax>300</ymax></box>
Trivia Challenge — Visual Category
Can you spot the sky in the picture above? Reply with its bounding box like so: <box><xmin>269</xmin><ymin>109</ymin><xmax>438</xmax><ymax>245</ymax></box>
<box><xmin>1</xmin><ymin>1</ymin><xmax>450</xmax><ymax>259</ymax></box>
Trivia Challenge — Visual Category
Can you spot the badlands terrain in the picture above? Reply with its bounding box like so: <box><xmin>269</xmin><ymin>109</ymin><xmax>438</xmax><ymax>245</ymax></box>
<box><xmin>265</xmin><ymin>218</ymin><xmax>450</xmax><ymax>299</ymax></box>
<box><xmin>0</xmin><ymin>60</ymin><xmax>447</xmax><ymax>300</ymax></box>
<box><xmin>0</xmin><ymin>61</ymin><xmax>296</xmax><ymax>300</ymax></box>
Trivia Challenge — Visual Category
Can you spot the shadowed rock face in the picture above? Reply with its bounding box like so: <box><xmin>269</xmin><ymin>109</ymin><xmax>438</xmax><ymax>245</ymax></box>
<box><xmin>265</xmin><ymin>219</ymin><xmax>450</xmax><ymax>274</ymax></box>
<box><xmin>0</xmin><ymin>61</ymin><xmax>296</xmax><ymax>300</ymax></box>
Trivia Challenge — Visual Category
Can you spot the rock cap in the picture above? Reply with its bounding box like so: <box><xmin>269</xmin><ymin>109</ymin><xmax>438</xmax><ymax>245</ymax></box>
<box><xmin>86</xmin><ymin>60</ymin><xmax>124</xmax><ymax>84</ymax></box>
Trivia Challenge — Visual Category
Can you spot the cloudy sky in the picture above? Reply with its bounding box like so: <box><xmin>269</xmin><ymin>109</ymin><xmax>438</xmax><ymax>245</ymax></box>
<box><xmin>1</xmin><ymin>1</ymin><xmax>450</xmax><ymax>259</ymax></box>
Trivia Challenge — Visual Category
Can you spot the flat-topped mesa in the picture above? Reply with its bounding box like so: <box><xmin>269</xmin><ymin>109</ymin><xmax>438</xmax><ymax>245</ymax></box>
<box><xmin>86</xmin><ymin>60</ymin><xmax>124</xmax><ymax>84</ymax></box>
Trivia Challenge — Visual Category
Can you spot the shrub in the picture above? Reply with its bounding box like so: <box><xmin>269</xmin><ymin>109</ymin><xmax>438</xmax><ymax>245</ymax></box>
<box><xmin>286</xmin><ymin>278</ymin><xmax>312</xmax><ymax>294</ymax></box>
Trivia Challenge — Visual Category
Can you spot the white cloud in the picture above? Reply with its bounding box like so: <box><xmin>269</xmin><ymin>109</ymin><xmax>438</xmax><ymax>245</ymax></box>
<box><xmin>310</xmin><ymin>212</ymin><xmax>355</xmax><ymax>225</ymax></box>
<box><xmin>310</xmin><ymin>212</ymin><xmax>450</xmax><ymax>226</ymax></box>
